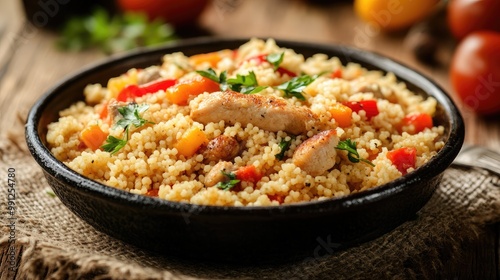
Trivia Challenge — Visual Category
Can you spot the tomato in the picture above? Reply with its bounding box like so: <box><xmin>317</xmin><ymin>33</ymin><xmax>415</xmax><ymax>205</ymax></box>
<box><xmin>116</xmin><ymin>0</ymin><xmax>209</xmax><ymax>26</ymax></box>
<box><xmin>450</xmin><ymin>32</ymin><xmax>500</xmax><ymax>115</ymax></box>
<box><xmin>447</xmin><ymin>0</ymin><xmax>500</xmax><ymax>40</ymax></box>
<box><xmin>354</xmin><ymin>0</ymin><xmax>438</xmax><ymax>31</ymax></box>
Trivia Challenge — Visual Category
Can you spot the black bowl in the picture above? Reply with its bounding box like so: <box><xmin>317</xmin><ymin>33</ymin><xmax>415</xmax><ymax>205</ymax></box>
<box><xmin>25</xmin><ymin>37</ymin><xmax>465</xmax><ymax>263</ymax></box>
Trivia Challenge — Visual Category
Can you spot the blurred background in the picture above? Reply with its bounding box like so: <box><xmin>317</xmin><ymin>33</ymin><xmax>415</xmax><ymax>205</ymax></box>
<box><xmin>0</xmin><ymin>0</ymin><xmax>499</xmax><ymax>147</ymax></box>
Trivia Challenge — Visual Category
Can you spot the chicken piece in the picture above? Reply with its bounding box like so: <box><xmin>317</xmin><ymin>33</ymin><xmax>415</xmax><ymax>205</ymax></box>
<box><xmin>292</xmin><ymin>130</ymin><xmax>339</xmax><ymax>176</ymax></box>
<box><xmin>203</xmin><ymin>135</ymin><xmax>242</xmax><ymax>162</ymax></box>
<box><xmin>190</xmin><ymin>90</ymin><xmax>322</xmax><ymax>135</ymax></box>
<box><xmin>204</xmin><ymin>161</ymin><xmax>235</xmax><ymax>187</ymax></box>
<box><xmin>137</xmin><ymin>66</ymin><xmax>162</xmax><ymax>85</ymax></box>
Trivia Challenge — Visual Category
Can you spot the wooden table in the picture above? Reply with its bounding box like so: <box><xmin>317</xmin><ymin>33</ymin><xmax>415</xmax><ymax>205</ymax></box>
<box><xmin>1</xmin><ymin>0</ymin><xmax>498</xmax><ymax>278</ymax></box>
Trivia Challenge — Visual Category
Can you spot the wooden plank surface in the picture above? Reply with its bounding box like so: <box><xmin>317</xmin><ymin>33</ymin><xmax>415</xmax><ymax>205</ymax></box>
<box><xmin>0</xmin><ymin>0</ymin><xmax>498</xmax><ymax>278</ymax></box>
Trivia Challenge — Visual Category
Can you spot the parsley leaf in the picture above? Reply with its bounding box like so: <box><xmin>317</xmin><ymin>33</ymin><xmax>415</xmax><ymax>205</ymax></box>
<box><xmin>101</xmin><ymin>103</ymin><xmax>153</xmax><ymax>154</ymax></box>
<box><xmin>196</xmin><ymin>68</ymin><xmax>266</xmax><ymax>94</ymax></box>
<box><xmin>196</xmin><ymin>68</ymin><xmax>220</xmax><ymax>83</ymax></box>
<box><xmin>115</xmin><ymin>103</ymin><xmax>153</xmax><ymax>129</ymax></box>
<box><xmin>216</xmin><ymin>171</ymin><xmax>240</xmax><ymax>190</ymax></box>
<box><xmin>102</xmin><ymin>133</ymin><xmax>128</xmax><ymax>154</ymax></box>
<box><xmin>226</xmin><ymin>71</ymin><xmax>267</xmax><ymax>94</ymax></box>
<box><xmin>266</xmin><ymin>53</ymin><xmax>284</xmax><ymax>70</ymax></box>
<box><xmin>275</xmin><ymin>74</ymin><xmax>317</xmax><ymax>100</ymax></box>
<box><xmin>275</xmin><ymin>138</ymin><xmax>293</xmax><ymax>160</ymax></box>
<box><xmin>335</xmin><ymin>139</ymin><xmax>375</xmax><ymax>166</ymax></box>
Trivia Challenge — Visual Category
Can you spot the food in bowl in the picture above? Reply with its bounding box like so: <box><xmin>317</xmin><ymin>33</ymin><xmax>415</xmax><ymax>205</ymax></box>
<box><xmin>46</xmin><ymin>38</ymin><xmax>445</xmax><ymax>206</ymax></box>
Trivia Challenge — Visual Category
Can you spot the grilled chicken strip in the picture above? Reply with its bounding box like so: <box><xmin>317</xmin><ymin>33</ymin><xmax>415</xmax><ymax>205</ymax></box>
<box><xmin>292</xmin><ymin>130</ymin><xmax>339</xmax><ymax>176</ymax></box>
<box><xmin>202</xmin><ymin>135</ymin><xmax>242</xmax><ymax>162</ymax></box>
<box><xmin>190</xmin><ymin>90</ymin><xmax>321</xmax><ymax>135</ymax></box>
<box><xmin>204</xmin><ymin>161</ymin><xmax>235</xmax><ymax>187</ymax></box>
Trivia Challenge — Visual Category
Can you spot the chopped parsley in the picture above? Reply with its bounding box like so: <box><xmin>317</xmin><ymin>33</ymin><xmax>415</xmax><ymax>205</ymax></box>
<box><xmin>102</xmin><ymin>103</ymin><xmax>153</xmax><ymax>154</ymax></box>
<box><xmin>216</xmin><ymin>171</ymin><xmax>240</xmax><ymax>190</ymax></box>
<box><xmin>275</xmin><ymin>138</ymin><xmax>293</xmax><ymax>160</ymax></box>
<box><xmin>266</xmin><ymin>52</ymin><xmax>284</xmax><ymax>70</ymax></box>
<box><xmin>275</xmin><ymin>74</ymin><xmax>317</xmax><ymax>100</ymax></box>
<box><xmin>196</xmin><ymin>68</ymin><xmax>266</xmax><ymax>94</ymax></box>
<box><xmin>335</xmin><ymin>139</ymin><xmax>375</xmax><ymax>166</ymax></box>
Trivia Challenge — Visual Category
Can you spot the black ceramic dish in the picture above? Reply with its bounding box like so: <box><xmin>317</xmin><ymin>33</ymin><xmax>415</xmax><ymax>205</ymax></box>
<box><xmin>25</xmin><ymin>37</ymin><xmax>464</xmax><ymax>263</ymax></box>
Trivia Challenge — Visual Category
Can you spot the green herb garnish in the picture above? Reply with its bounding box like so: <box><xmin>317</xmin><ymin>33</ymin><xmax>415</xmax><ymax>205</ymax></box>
<box><xmin>275</xmin><ymin>138</ymin><xmax>293</xmax><ymax>160</ymax></box>
<box><xmin>275</xmin><ymin>74</ymin><xmax>317</xmax><ymax>100</ymax></box>
<box><xmin>266</xmin><ymin>52</ymin><xmax>284</xmax><ymax>70</ymax></box>
<box><xmin>335</xmin><ymin>139</ymin><xmax>375</xmax><ymax>166</ymax></box>
<box><xmin>196</xmin><ymin>68</ymin><xmax>266</xmax><ymax>94</ymax></box>
<box><xmin>216</xmin><ymin>171</ymin><xmax>240</xmax><ymax>190</ymax></box>
<box><xmin>57</xmin><ymin>8</ymin><xmax>176</xmax><ymax>54</ymax></box>
<box><xmin>102</xmin><ymin>103</ymin><xmax>153</xmax><ymax>154</ymax></box>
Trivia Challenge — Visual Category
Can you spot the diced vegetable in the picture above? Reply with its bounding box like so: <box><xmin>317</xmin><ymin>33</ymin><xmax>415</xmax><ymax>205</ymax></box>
<box><xmin>342</xmin><ymin>100</ymin><xmax>379</xmax><ymax>119</ymax></box>
<box><xmin>117</xmin><ymin>78</ymin><xmax>177</xmax><ymax>102</ymax></box>
<box><xmin>246</xmin><ymin>53</ymin><xmax>297</xmax><ymax>77</ymax></box>
<box><xmin>189</xmin><ymin>49</ymin><xmax>233</xmax><ymax>67</ymax></box>
<box><xmin>386</xmin><ymin>147</ymin><xmax>417</xmax><ymax>175</ymax></box>
<box><xmin>331</xmin><ymin>69</ymin><xmax>342</xmax><ymax>79</ymax></box>
<box><xmin>146</xmin><ymin>189</ymin><xmax>159</xmax><ymax>197</ymax></box>
<box><xmin>267</xmin><ymin>194</ymin><xmax>284</xmax><ymax>204</ymax></box>
<box><xmin>107</xmin><ymin>69</ymin><xmax>138</xmax><ymax>97</ymax></box>
<box><xmin>98</xmin><ymin>101</ymin><xmax>109</xmax><ymax>120</ymax></box>
<box><xmin>165</xmin><ymin>76</ymin><xmax>220</xmax><ymax>105</ymax></box>
<box><xmin>330</xmin><ymin>103</ymin><xmax>353</xmax><ymax>127</ymax></box>
<box><xmin>175</xmin><ymin>126</ymin><xmax>209</xmax><ymax>157</ymax></box>
<box><xmin>80</xmin><ymin>125</ymin><xmax>108</xmax><ymax>151</ymax></box>
<box><xmin>401</xmin><ymin>113</ymin><xmax>433</xmax><ymax>134</ymax></box>
<box><xmin>236</xmin><ymin>165</ymin><xmax>262</xmax><ymax>183</ymax></box>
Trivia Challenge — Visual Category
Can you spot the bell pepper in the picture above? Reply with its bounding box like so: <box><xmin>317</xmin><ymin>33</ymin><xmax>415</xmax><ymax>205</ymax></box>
<box><xmin>117</xmin><ymin>78</ymin><xmax>177</xmax><ymax>102</ymax></box>
<box><xmin>387</xmin><ymin>147</ymin><xmax>417</xmax><ymax>175</ymax></box>
<box><xmin>401</xmin><ymin>113</ymin><xmax>433</xmax><ymax>134</ymax></box>
<box><xmin>342</xmin><ymin>100</ymin><xmax>379</xmax><ymax>120</ymax></box>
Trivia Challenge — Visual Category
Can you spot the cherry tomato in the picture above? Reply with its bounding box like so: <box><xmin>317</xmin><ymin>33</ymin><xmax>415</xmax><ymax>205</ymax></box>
<box><xmin>450</xmin><ymin>31</ymin><xmax>500</xmax><ymax>115</ymax></box>
<box><xmin>116</xmin><ymin>0</ymin><xmax>209</xmax><ymax>26</ymax></box>
<box><xmin>354</xmin><ymin>0</ymin><xmax>438</xmax><ymax>31</ymax></box>
<box><xmin>447</xmin><ymin>0</ymin><xmax>500</xmax><ymax>40</ymax></box>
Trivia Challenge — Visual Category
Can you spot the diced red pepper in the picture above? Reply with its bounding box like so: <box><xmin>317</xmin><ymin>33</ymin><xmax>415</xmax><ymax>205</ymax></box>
<box><xmin>146</xmin><ymin>189</ymin><xmax>159</xmax><ymax>197</ymax></box>
<box><xmin>386</xmin><ymin>147</ymin><xmax>417</xmax><ymax>175</ymax></box>
<box><xmin>117</xmin><ymin>78</ymin><xmax>176</xmax><ymax>102</ymax></box>
<box><xmin>236</xmin><ymin>165</ymin><xmax>262</xmax><ymax>183</ymax></box>
<box><xmin>331</xmin><ymin>69</ymin><xmax>342</xmax><ymax>79</ymax></box>
<box><xmin>268</xmin><ymin>194</ymin><xmax>284</xmax><ymax>204</ymax></box>
<box><xmin>245</xmin><ymin>54</ymin><xmax>297</xmax><ymax>77</ymax></box>
<box><xmin>401</xmin><ymin>113</ymin><xmax>433</xmax><ymax>134</ymax></box>
<box><xmin>342</xmin><ymin>100</ymin><xmax>379</xmax><ymax>119</ymax></box>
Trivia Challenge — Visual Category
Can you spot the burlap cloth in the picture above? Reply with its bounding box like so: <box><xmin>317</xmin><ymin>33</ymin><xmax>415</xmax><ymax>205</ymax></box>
<box><xmin>1</xmin><ymin>129</ymin><xmax>500</xmax><ymax>279</ymax></box>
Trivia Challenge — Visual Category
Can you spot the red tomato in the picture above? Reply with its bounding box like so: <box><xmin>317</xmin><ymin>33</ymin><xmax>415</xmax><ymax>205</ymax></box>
<box><xmin>116</xmin><ymin>0</ymin><xmax>209</xmax><ymax>26</ymax></box>
<box><xmin>450</xmin><ymin>31</ymin><xmax>500</xmax><ymax>115</ymax></box>
<box><xmin>448</xmin><ymin>0</ymin><xmax>500</xmax><ymax>40</ymax></box>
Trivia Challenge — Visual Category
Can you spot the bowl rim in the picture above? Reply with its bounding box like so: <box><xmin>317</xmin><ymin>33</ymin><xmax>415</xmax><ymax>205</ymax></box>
<box><xmin>25</xmin><ymin>36</ymin><xmax>465</xmax><ymax>215</ymax></box>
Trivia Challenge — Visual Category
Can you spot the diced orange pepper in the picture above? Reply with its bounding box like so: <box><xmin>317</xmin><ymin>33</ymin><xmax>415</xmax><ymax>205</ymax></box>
<box><xmin>175</xmin><ymin>127</ymin><xmax>208</xmax><ymax>157</ymax></box>
<box><xmin>80</xmin><ymin>125</ymin><xmax>108</xmax><ymax>151</ymax></box>
<box><xmin>165</xmin><ymin>76</ymin><xmax>220</xmax><ymax>105</ymax></box>
<box><xmin>189</xmin><ymin>50</ymin><xmax>233</xmax><ymax>67</ymax></box>
<box><xmin>330</xmin><ymin>103</ymin><xmax>353</xmax><ymax>127</ymax></box>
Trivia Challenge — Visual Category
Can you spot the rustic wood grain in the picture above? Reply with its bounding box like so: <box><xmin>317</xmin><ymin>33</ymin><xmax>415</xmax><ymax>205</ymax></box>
<box><xmin>0</xmin><ymin>0</ymin><xmax>498</xmax><ymax>278</ymax></box>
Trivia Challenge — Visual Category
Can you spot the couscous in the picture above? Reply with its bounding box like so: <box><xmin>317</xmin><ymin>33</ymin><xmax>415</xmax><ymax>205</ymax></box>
<box><xmin>47</xmin><ymin>38</ymin><xmax>445</xmax><ymax>206</ymax></box>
